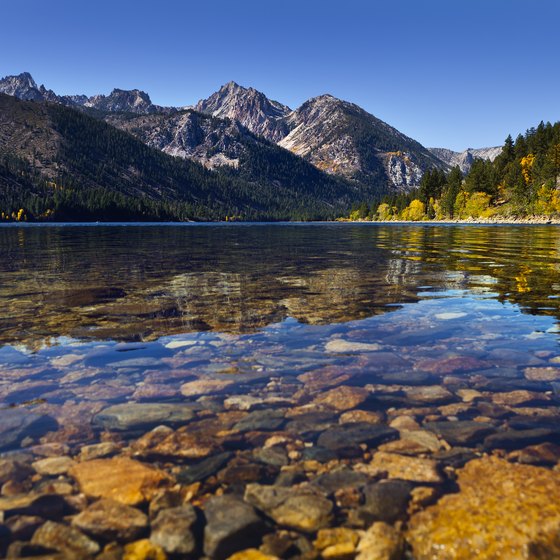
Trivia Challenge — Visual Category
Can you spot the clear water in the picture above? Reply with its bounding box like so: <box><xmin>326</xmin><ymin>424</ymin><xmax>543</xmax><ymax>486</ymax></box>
<box><xmin>1</xmin><ymin>223</ymin><xmax>560</xmax><ymax>447</ymax></box>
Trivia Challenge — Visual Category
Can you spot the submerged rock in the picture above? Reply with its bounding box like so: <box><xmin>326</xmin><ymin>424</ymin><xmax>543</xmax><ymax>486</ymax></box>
<box><xmin>313</xmin><ymin>386</ymin><xmax>369</xmax><ymax>411</ymax></box>
<box><xmin>150</xmin><ymin>505</ymin><xmax>199</xmax><ymax>556</ymax></box>
<box><xmin>203</xmin><ymin>494</ymin><xmax>267</xmax><ymax>560</ymax></box>
<box><xmin>69</xmin><ymin>457</ymin><xmax>171</xmax><ymax>505</ymax></box>
<box><xmin>407</xmin><ymin>456</ymin><xmax>560</xmax><ymax>559</ymax></box>
<box><xmin>0</xmin><ymin>409</ymin><xmax>57</xmax><ymax>451</ymax></box>
<box><xmin>93</xmin><ymin>403</ymin><xmax>196</xmax><ymax>431</ymax></box>
<box><xmin>72</xmin><ymin>499</ymin><xmax>148</xmax><ymax>541</ymax></box>
<box><xmin>360</xmin><ymin>452</ymin><xmax>443</xmax><ymax>483</ymax></box>
<box><xmin>31</xmin><ymin>520</ymin><xmax>100</xmax><ymax>557</ymax></box>
<box><xmin>317</xmin><ymin>424</ymin><xmax>398</xmax><ymax>456</ymax></box>
<box><xmin>357</xmin><ymin>522</ymin><xmax>404</xmax><ymax>560</ymax></box>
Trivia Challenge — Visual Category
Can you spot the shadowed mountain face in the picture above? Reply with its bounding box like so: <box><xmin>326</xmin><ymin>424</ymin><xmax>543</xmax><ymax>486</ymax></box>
<box><xmin>2</xmin><ymin>224</ymin><xmax>560</xmax><ymax>350</ymax></box>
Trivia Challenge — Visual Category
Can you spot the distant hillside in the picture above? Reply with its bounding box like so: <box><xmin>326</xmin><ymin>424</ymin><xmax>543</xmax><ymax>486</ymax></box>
<box><xmin>429</xmin><ymin>146</ymin><xmax>502</xmax><ymax>174</ymax></box>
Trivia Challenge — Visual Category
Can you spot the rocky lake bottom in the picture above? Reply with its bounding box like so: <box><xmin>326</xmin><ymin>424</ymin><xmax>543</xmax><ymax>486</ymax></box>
<box><xmin>2</xmin><ymin>223</ymin><xmax>560</xmax><ymax>559</ymax></box>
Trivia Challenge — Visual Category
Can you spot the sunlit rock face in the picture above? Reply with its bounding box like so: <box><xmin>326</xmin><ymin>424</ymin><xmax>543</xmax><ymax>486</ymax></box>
<box><xmin>429</xmin><ymin>146</ymin><xmax>502</xmax><ymax>174</ymax></box>
<box><xmin>195</xmin><ymin>81</ymin><xmax>291</xmax><ymax>143</ymax></box>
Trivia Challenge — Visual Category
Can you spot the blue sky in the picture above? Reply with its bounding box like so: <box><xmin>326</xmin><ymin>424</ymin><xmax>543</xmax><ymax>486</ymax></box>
<box><xmin>1</xmin><ymin>0</ymin><xmax>558</xmax><ymax>151</ymax></box>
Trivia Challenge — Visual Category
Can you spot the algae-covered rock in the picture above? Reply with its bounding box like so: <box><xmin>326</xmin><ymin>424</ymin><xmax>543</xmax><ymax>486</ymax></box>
<box><xmin>407</xmin><ymin>456</ymin><xmax>560</xmax><ymax>559</ymax></box>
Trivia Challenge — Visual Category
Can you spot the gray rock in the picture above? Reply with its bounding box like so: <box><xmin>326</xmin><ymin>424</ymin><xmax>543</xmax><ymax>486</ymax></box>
<box><xmin>177</xmin><ymin>452</ymin><xmax>233</xmax><ymax>485</ymax></box>
<box><xmin>311</xmin><ymin>468</ymin><xmax>369</xmax><ymax>495</ymax></box>
<box><xmin>203</xmin><ymin>495</ymin><xmax>266</xmax><ymax>560</ymax></box>
<box><xmin>0</xmin><ymin>459</ymin><xmax>33</xmax><ymax>485</ymax></box>
<box><xmin>253</xmin><ymin>447</ymin><xmax>289</xmax><ymax>468</ymax></box>
<box><xmin>93</xmin><ymin>403</ymin><xmax>196</xmax><ymax>431</ymax></box>
<box><xmin>232</xmin><ymin>409</ymin><xmax>286</xmax><ymax>433</ymax></box>
<box><xmin>424</xmin><ymin>421</ymin><xmax>496</xmax><ymax>446</ymax></box>
<box><xmin>31</xmin><ymin>520</ymin><xmax>100</xmax><ymax>557</ymax></box>
<box><xmin>484</xmin><ymin>428</ymin><xmax>558</xmax><ymax>450</ymax></box>
<box><xmin>150</xmin><ymin>505</ymin><xmax>199</xmax><ymax>555</ymax></box>
<box><xmin>354</xmin><ymin>481</ymin><xmax>412</xmax><ymax>525</ymax></box>
<box><xmin>72</xmin><ymin>499</ymin><xmax>148</xmax><ymax>542</ymax></box>
<box><xmin>0</xmin><ymin>409</ymin><xmax>57</xmax><ymax>451</ymax></box>
<box><xmin>317</xmin><ymin>423</ymin><xmax>398</xmax><ymax>456</ymax></box>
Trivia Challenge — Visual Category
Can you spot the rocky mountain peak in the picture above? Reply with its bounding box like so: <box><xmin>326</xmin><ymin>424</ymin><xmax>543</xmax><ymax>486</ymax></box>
<box><xmin>0</xmin><ymin>72</ymin><xmax>42</xmax><ymax>100</ymax></box>
<box><xmin>84</xmin><ymin>88</ymin><xmax>155</xmax><ymax>113</ymax></box>
<box><xmin>429</xmin><ymin>146</ymin><xmax>502</xmax><ymax>174</ymax></box>
<box><xmin>195</xmin><ymin>82</ymin><xmax>291</xmax><ymax>142</ymax></box>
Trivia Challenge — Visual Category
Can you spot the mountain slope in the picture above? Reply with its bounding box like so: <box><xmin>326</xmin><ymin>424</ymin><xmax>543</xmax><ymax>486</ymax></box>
<box><xmin>279</xmin><ymin>95</ymin><xmax>444</xmax><ymax>192</ymax></box>
<box><xmin>429</xmin><ymin>146</ymin><xmax>502</xmax><ymax>174</ymax></box>
<box><xmin>195</xmin><ymin>81</ymin><xmax>290</xmax><ymax>142</ymax></box>
<box><xmin>0</xmin><ymin>94</ymin><xmax>366</xmax><ymax>220</ymax></box>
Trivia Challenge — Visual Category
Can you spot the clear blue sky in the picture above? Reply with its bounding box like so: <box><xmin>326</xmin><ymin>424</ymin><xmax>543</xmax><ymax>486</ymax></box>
<box><xmin>1</xmin><ymin>0</ymin><xmax>558</xmax><ymax>151</ymax></box>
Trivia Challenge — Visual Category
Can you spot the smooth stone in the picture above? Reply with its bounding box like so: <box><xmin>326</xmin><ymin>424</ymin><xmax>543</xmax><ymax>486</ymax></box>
<box><xmin>339</xmin><ymin>410</ymin><xmax>384</xmax><ymax>425</ymax></box>
<box><xmin>432</xmin><ymin>448</ymin><xmax>479</xmax><ymax>469</ymax></box>
<box><xmin>424</xmin><ymin>420</ymin><xmax>496</xmax><ymax>446</ymax></box>
<box><xmin>228</xmin><ymin>550</ymin><xmax>278</xmax><ymax>560</ymax></box>
<box><xmin>79</xmin><ymin>442</ymin><xmax>121</xmax><ymax>461</ymax></box>
<box><xmin>414</xmin><ymin>356</ymin><xmax>488</xmax><ymax>375</ymax></box>
<box><xmin>176</xmin><ymin>452</ymin><xmax>233</xmax><ymax>484</ymax></box>
<box><xmin>407</xmin><ymin>456</ymin><xmax>560</xmax><ymax>560</ymax></box>
<box><xmin>132</xmin><ymin>426</ymin><xmax>217</xmax><ymax>460</ymax></box>
<box><xmin>325</xmin><ymin>339</ymin><xmax>382</xmax><ymax>353</ymax></box>
<box><xmin>72</xmin><ymin>499</ymin><xmax>148</xmax><ymax>542</ymax></box>
<box><xmin>404</xmin><ymin>385</ymin><xmax>455</xmax><ymax>405</ymax></box>
<box><xmin>203</xmin><ymin>495</ymin><xmax>267</xmax><ymax>560</ymax></box>
<box><xmin>32</xmin><ymin>456</ymin><xmax>76</xmax><ymax>476</ymax></box>
<box><xmin>378</xmin><ymin>372</ymin><xmax>434</xmax><ymax>386</ymax></box>
<box><xmin>313</xmin><ymin>386</ymin><xmax>369</xmax><ymax>411</ymax></box>
<box><xmin>362</xmin><ymin>452</ymin><xmax>443</xmax><ymax>483</ymax></box>
<box><xmin>0</xmin><ymin>409</ymin><xmax>57</xmax><ymax>451</ymax></box>
<box><xmin>94</xmin><ymin>403</ymin><xmax>196</xmax><ymax>431</ymax></box>
<box><xmin>69</xmin><ymin>457</ymin><xmax>171</xmax><ymax>506</ymax></box>
<box><xmin>317</xmin><ymin>424</ymin><xmax>398</xmax><ymax>457</ymax></box>
<box><xmin>525</xmin><ymin>366</ymin><xmax>560</xmax><ymax>381</ymax></box>
<box><xmin>0</xmin><ymin>493</ymin><xmax>66</xmax><ymax>519</ymax></box>
<box><xmin>508</xmin><ymin>442</ymin><xmax>560</xmax><ymax>465</ymax></box>
<box><xmin>350</xmin><ymin>480</ymin><xmax>412</xmax><ymax>527</ymax></box>
<box><xmin>484</xmin><ymin>428</ymin><xmax>559</xmax><ymax>450</ymax></box>
<box><xmin>491</xmin><ymin>390</ymin><xmax>550</xmax><ymax>406</ymax></box>
<box><xmin>378</xmin><ymin>430</ymin><xmax>443</xmax><ymax>455</ymax></box>
<box><xmin>0</xmin><ymin>459</ymin><xmax>33</xmax><ymax>485</ymax></box>
<box><xmin>244</xmin><ymin>484</ymin><xmax>332</xmax><ymax>533</ymax></box>
<box><xmin>180</xmin><ymin>378</ymin><xmax>235</xmax><ymax>397</ymax></box>
<box><xmin>310</xmin><ymin>468</ymin><xmax>369</xmax><ymax>495</ymax></box>
<box><xmin>232</xmin><ymin>410</ymin><xmax>286</xmax><ymax>433</ymax></box>
<box><xmin>356</xmin><ymin>521</ymin><xmax>404</xmax><ymax>560</ymax></box>
<box><xmin>31</xmin><ymin>520</ymin><xmax>100</xmax><ymax>557</ymax></box>
<box><xmin>150</xmin><ymin>505</ymin><xmax>198</xmax><ymax>556</ymax></box>
<box><xmin>253</xmin><ymin>447</ymin><xmax>289</xmax><ymax>468</ymax></box>
<box><xmin>300</xmin><ymin>447</ymin><xmax>338</xmax><ymax>462</ymax></box>
<box><xmin>314</xmin><ymin>527</ymin><xmax>360</xmax><ymax>559</ymax></box>
<box><xmin>123</xmin><ymin>539</ymin><xmax>167</xmax><ymax>560</ymax></box>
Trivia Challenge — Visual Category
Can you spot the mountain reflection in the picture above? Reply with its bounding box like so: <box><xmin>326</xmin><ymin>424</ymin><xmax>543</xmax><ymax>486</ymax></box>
<box><xmin>1</xmin><ymin>224</ymin><xmax>560</xmax><ymax>349</ymax></box>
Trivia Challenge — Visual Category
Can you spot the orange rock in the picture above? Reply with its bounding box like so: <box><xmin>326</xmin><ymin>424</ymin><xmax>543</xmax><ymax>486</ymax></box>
<box><xmin>69</xmin><ymin>457</ymin><xmax>171</xmax><ymax>505</ymax></box>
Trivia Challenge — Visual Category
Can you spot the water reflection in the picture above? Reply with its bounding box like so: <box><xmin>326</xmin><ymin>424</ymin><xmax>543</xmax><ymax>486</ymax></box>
<box><xmin>1</xmin><ymin>224</ymin><xmax>560</xmax><ymax>350</ymax></box>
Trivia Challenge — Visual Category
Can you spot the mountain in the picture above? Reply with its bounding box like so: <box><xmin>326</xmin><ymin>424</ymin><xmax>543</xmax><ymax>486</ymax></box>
<box><xmin>1</xmin><ymin>72</ymin><xmax>448</xmax><ymax>195</ymax></box>
<box><xmin>0</xmin><ymin>93</ymin><xmax>366</xmax><ymax>221</ymax></box>
<box><xmin>0</xmin><ymin>73</ymin><xmax>171</xmax><ymax>114</ymax></box>
<box><xmin>278</xmin><ymin>94</ymin><xmax>443</xmax><ymax>192</ymax></box>
<box><xmin>429</xmin><ymin>146</ymin><xmax>502</xmax><ymax>174</ymax></box>
<box><xmin>196</xmin><ymin>83</ymin><xmax>445</xmax><ymax>192</ymax></box>
<box><xmin>195</xmin><ymin>81</ymin><xmax>290</xmax><ymax>142</ymax></box>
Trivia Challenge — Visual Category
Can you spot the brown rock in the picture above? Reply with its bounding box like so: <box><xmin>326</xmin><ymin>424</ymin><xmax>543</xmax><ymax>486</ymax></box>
<box><xmin>180</xmin><ymin>378</ymin><xmax>234</xmax><ymax>397</ymax></box>
<box><xmin>131</xmin><ymin>426</ymin><xmax>216</xmax><ymax>459</ymax></box>
<box><xmin>491</xmin><ymin>390</ymin><xmax>550</xmax><ymax>406</ymax></box>
<box><xmin>407</xmin><ymin>456</ymin><xmax>560</xmax><ymax>559</ymax></box>
<box><xmin>524</xmin><ymin>366</ymin><xmax>560</xmax><ymax>381</ymax></box>
<box><xmin>359</xmin><ymin>452</ymin><xmax>443</xmax><ymax>483</ymax></box>
<box><xmin>313</xmin><ymin>386</ymin><xmax>369</xmax><ymax>411</ymax></box>
<box><xmin>339</xmin><ymin>410</ymin><xmax>384</xmax><ymax>425</ymax></box>
<box><xmin>72</xmin><ymin>498</ymin><xmax>148</xmax><ymax>541</ymax></box>
<box><xmin>415</xmin><ymin>356</ymin><xmax>488</xmax><ymax>375</ymax></box>
<box><xmin>31</xmin><ymin>520</ymin><xmax>100</xmax><ymax>557</ymax></box>
<box><xmin>69</xmin><ymin>457</ymin><xmax>171</xmax><ymax>505</ymax></box>
<box><xmin>508</xmin><ymin>442</ymin><xmax>560</xmax><ymax>465</ymax></box>
<box><xmin>297</xmin><ymin>367</ymin><xmax>352</xmax><ymax>391</ymax></box>
<box><xmin>32</xmin><ymin>456</ymin><xmax>76</xmax><ymax>476</ymax></box>
<box><xmin>404</xmin><ymin>386</ymin><xmax>455</xmax><ymax>405</ymax></box>
<box><xmin>356</xmin><ymin>522</ymin><xmax>404</xmax><ymax>560</ymax></box>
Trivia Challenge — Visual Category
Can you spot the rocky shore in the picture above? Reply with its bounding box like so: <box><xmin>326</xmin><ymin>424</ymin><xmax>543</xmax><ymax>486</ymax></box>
<box><xmin>3</xmin><ymin>337</ymin><xmax>560</xmax><ymax>559</ymax></box>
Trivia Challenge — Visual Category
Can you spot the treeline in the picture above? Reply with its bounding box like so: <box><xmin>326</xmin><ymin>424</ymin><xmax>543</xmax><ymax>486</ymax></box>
<box><xmin>0</xmin><ymin>94</ymin><xmax>358</xmax><ymax>222</ymax></box>
<box><xmin>345</xmin><ymin>121</ymin><xmax>560</xmax><ymax>221</ymax></box>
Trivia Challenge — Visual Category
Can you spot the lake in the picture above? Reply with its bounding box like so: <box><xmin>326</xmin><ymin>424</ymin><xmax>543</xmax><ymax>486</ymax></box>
<box><xmin>2</xmin><ymin>223</ymin><xmax>560</xmax><ymax>558</ymax></box>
